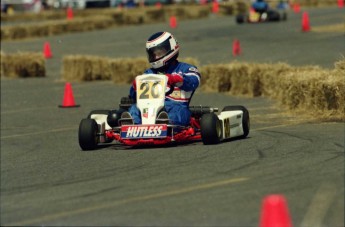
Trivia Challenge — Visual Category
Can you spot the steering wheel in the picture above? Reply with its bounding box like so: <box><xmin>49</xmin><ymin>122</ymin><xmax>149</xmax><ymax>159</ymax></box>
<box><xmin>165</xmin><ymin>84</ymin><xmax>175</xmax><ymax>96</ymax></box>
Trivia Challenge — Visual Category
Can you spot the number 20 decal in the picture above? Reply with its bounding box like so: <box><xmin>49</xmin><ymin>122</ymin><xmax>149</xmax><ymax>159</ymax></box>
<box><xmin>138</xmin><ymin>81</ymin><xmax>163</xmax><ymax>99</ymax></box>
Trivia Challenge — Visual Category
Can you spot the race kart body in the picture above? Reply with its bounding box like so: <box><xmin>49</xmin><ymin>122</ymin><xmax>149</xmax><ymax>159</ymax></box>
<box><xmin>236</xmin><ymin>8</ymin><xmax>287</xmax><ymax>24</ymax></box>
<box><xmin>78</xmin><ymin>74</ymin><xmax>250</xmax><ymax>150</ymax></box>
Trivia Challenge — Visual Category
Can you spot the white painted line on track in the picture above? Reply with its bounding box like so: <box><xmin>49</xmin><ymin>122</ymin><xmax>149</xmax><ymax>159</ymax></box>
<box><xmin>2</xmin><ymin>107</ymin><xmax>56</xmax><ymax>114</ymax></box>
<box><xmin>301</xmin><ymin>183</ymin><xmax>337</xmax><ymax>227</ymax></box>
<box><xmin>1</xmin><ymin>127</ymin><xmax>78</xmax><ymax>139</ymax></box>
<box><xmin>6</xmin><ymin>177</ymin><xmax>249</xmax><ymax>226</ymax></box>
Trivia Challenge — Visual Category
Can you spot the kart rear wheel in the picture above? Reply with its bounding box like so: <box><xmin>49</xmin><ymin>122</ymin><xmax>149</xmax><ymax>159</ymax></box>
<box><xmin>236</xmin><ymin>14</ymin><xmax>245</xmax><ymax>24</ymax></box>
<box><xmin>222</xmin><ymin>105</ymin><xmax>250</xmax><ymax>138</ymax></box>
<box><xmin>267</xmin><ymin>10</ymin><xmax>280</xmax><ymax>21</ymax></box>
<box><xmin>200</xmin><ymin>113</ymin><xmax>222</xmax><ymax>145</ymax></box>
<box><xmin>79</xmin><ymin>118</ymin><xmax>98</xmax><ymax>151</ymax></box>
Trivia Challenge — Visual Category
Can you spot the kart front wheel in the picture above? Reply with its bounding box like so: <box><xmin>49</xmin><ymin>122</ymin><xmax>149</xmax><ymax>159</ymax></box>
<box><xmin>79</xmin><ymin>118</ymin><xmax>98</xmax><ymax>151</ymax></box>
<box><xmin>200</xmin><ymin>113</ymin><xmax>222</xmax><ymax>145</ymax></box>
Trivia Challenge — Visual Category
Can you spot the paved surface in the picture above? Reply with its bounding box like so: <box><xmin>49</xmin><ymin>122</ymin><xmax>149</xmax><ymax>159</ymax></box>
<box><xmin>1</xmin><ymin>7</ymin><xmax>344</xmax><ymax>226</ymax></box>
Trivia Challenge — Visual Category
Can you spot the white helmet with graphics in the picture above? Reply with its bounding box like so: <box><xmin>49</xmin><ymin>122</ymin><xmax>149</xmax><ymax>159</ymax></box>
<box><xmin>146</xmin><ymin>31</ymin><xmax>179</xmax><ymax>70</ymax></box>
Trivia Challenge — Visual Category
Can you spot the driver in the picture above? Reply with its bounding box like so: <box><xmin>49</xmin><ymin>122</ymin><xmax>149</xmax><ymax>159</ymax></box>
<box><xmin>123</xmin><ymin>31</ymin><xmax>201</xmax><ymax>126</ymax></box>
<box><xmin>252</xmin><ymin>0</ymin><xmax>269</xmax><ymax>14</ymax></box>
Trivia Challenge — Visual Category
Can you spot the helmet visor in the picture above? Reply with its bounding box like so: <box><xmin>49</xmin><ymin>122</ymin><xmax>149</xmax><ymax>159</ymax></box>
<box><xmin>147</xmin><ymin>39</ymin><xmax>171</xmax><ymax>62</ymax></box>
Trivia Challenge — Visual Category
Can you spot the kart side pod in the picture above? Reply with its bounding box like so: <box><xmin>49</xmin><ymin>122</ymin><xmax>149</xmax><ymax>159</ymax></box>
<box><xmin>200</xmin><ymin>105</ymin><xmax>250</xmax><ymax>145</ymax></box>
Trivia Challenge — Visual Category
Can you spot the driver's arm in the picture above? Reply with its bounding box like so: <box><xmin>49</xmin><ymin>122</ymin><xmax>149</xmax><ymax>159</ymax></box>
<box><xmin>179</xmin><ymin>66</ymin><xmax>201</xmax><ymax>92</ymax></box>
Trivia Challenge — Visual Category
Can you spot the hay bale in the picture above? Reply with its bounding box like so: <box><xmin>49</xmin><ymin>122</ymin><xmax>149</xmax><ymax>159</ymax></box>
<box><xmin>184</xmin><ymin>5</ymin><xmax>210</xmax><ymax>19</ymax></box>
<box><xmin>110</xmin><ymin>58</ymin><xmax>148</xmax><ymax>84</ymax></box>
<box><xmin>278</xmin><ymin>66</ymin><xmax>344</xmax><ymax>121</ymax></box>
<box><xmin>164</xmin><ymin>5</ymin><xmax>187</xmax><ymax>19</ymax></box>
<box><xmin>61</xmin><ymin>55</ymin><xmax>199</xmax><ymax>83</ymax></box>
<box><xmin>145</xmin><ymin>8</ymin><xmax>165</xmax><ymax>23</ymax></box>
<box><xmin>62</xmin><ymin>55</ymin><xmax>150</xmax><ymax>83</ymax></box>
<box><xmin>1</xmin><ymin>52</ymin><xmax>45</xmax><ymax>78</ymax></box>
<box><xmin>199</xmin><ymin>62</ymin><xmax>277</xmax><ymax>97</ymax></box>
<box><xmin>123</xmin><ymin>11</ymin><xmax>145</xmax><ymax>24</ymax></box>
<box><xmin>288</xmin><ymin>0</ymin><xmax>338</xmax><ymax>6</ymax></box>
<box><xmin>1</xmin><ymin>16</ymin><xmax>115</xmax><ymax>40</ymax></box>
<box><xmin>180</xmin><ymin>57</ymin><xmax>200</xmax><ymax>67</ymax></box>
<box><xmin>62</xmin><ymin>55</ymin><xmax>113</xmax><ymax>81</ymax></box>
<box><xmin>200</xmin><ymin>60</ymin><xmax>344</xmax><ymax>121</ymax></box>
<box><xmin>200</xmin><ymin>64</ymin><xmax>232</xmax><ymax>92</ymax></box>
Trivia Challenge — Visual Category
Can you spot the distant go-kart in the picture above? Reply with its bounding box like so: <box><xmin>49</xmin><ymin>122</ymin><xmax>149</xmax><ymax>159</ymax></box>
<box><xmin>236</xmin><ymin>8</ymin><xmax>287</xmax><ymax>24</ymax></box>
<box><xmin>78</xmin><ymin>74</ymin><xmax>250</xmax><ymax>150</ymax></box>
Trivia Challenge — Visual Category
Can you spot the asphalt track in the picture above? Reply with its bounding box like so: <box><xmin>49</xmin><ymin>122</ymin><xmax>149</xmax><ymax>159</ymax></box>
<box><xmin>1</xmin><ymin>7</ymin><xmax>344</xmax><ymax>226</ymax></box>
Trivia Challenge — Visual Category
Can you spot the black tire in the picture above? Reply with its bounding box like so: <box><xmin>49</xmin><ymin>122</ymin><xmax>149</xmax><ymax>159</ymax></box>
<box><xmin>119</xmin><ymin>97</ymin><xmax>135</xmax><ymax>110</ymax></box>
<box><xmin>200</xmin><ymin>113</ymin><xmax>222</xmax><ymax>145</ymax></box>
<box><xmin>107</xmin><ymin>109</ymin><xmax>125</xmax><ymax>128</ymax></box>
<box><xmin>222</xmin><ymin>105</ymin><xmax>250</xmax><ymax>138</ymax></box>
<box><xmin>87</xmin><ymin>110</ymin><xmax>110</xmax><ymax>119</ymax></box>
<box><xmin>79</xmin><ymin>119</ymin><xmax>98</xmax><ymax>151</ymax></box>
<box><xmin>236</xmin><ymin>14</ymin><xmax>245</xmax><ymax>24</ymax></box>
<box><xmin>267</xmin><ymin>10</ymin><xmax>280</xmax><ymax>21</ymax></box>
<box><xmin>87</xmin><ymin>109</ymin><xmax>114</xmax><ymax>143</ymax></box>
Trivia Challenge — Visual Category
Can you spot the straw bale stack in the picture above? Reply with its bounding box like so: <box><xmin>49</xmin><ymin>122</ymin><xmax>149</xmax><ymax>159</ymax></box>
<box><xmin>0</xmin><ymin>52</ymin><xmax>45</xmax><ymax>78</ymax></box>
<box><xmin>183</xmin><ymin>5</ymin><xmax>210</xmax><ymax>19</ymax></box>
<box><xmin>123</xmin><ymin>11</ymin><xmax>145</xmax><ymax>24</ymax></box>
<box><xmin>145</xmin><ymin>8</ymin><xmax>165</xmax><ymax>23</ymax></box>
<box><xmin>62</xmin><ymin>55</ymin><xmax>113</xmax><ymax>81</ymax></box>
<box><xmin>1</xmin><ymin>10</ymin><xmax>65</xmax><ymax>22</ymax></box>
<box><xmin>62</xmin><ymin>55</ymin><xmax>149</xmax><ymax>83</ymax></box>
<box><xmin>1</xmin><ymin>16</ymin><xmax>115</xmax><ymax>40</ymax></box>
<box><xmin>199</xmin><ymin>60</ymin><xmax>344</xmax><ymax>121</ymax></box>
<box><xmin>1</xmin><ymin>5</ymin><xmax>213</xmax><ymax>41</ymax></box>
<box><xmin>110</xmin><ymin>58</ymin><xmax>148</xmax><ymax>83</ymax></box>
<box><xmin>62</xmin><ymin>55</ymin><xmax>199</xmax><ymax>83</ymax></box>
<box><xmin>287</xmin><ymin>0</ymin><xmax>339</xmax><ymax>7</ymax></box>
<box><xmin>200</xmin><ymin>65</ymin><xmax>232</xmax><ymax>92</ymax></box>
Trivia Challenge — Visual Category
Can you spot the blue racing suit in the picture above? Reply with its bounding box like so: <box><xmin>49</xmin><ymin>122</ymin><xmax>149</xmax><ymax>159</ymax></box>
<box><xmin>128</xmin><ymin>61</ymin><xmax>201</xmax><ymax>126</ymax></box>
<box><xmin>252</xmin><ymin>0</ymin><xmax>269</xmax><ymax>13</ymax></box>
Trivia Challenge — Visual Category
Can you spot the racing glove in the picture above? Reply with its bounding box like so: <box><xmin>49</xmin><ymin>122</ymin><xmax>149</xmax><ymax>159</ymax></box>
<box><xmin>132</xmin><ymin>79</ymin><xmax>137</xmax><ymax>90</ymax></box>
<box><xmin>166</xmin><ymin>73</ymin><xmax>183</xmax><ymax>87</ymax></box>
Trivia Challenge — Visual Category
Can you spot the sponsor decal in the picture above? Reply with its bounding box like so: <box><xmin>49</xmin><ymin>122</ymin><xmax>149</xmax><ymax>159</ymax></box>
<box><xmin>121</xmin><ymin>125</ymin><xmax>168</xmax><ymax>139</ymax></box>
<box><xmin>170</xmin><ymin>90</ymin><xmax>182</xmax><ymax>99</ymax></box>
<box><xmin>230</xmin><ymin>123</ymin><xmax>240</xmax><ymax>128</ymax></box>
<box><xmin>143</xmin><ymin>108</ymin><xmax>148</xmax><ymax>118</ymax></box>
<box><xmin>188</xmin><ymin>67</ymin><xmax>199</xmax><ymax>73</ymax></box>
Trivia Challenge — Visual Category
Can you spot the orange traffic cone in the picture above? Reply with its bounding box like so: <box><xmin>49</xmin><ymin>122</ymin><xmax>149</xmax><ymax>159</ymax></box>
<box><xmin>338</xmin><ymin>0</ymin><xmax>344</xmax><ymax>8</ymax></box>
<box><xmin>169</xmin><ymin>16</ymin><xmax>177</xmax><ymax>29</ymax></box>
<box><xmin>212</xmin><ymin>0</ymin><xmax>219</xmax><ymax>14</ymax></box>
<box><xmin>66</xmin><ymin>6</ymin><xmax>73</xmax><ymax>20</ymax></box>
<box><xmin>232</xmin><ymin>39</ymin><xmax>241</xmax><ymax>56</ymax></box>
<box><xmin>301</xmin><ymin>12</ymin><xmax>310</xmax><ymax>32</ymax></box>
<box><xmin>155</xmin><ymin>2</ymin><xmax>162</xmax><ymax>9</ymax></box>
<box><xmin>293</xmin><ymin>3</ymin><xmax>300</xmax><ymax>13</ymax></box>
<box><xmin>43</xmin><ymin>41</ymin><xmax>52</xmax><ymax>59</ymax></box>
<box><xmin>59</xmin><ymin>83</ymin><xmax>80</xmax><ymax>108</ymax></box>
<box><xmin>200</xmin><ymin>0</ymin><xmax>207</xmax><ymax>5</ymax></box>
<box><xmin>259</xmin><ymin>194</ymin><xmax>293</xmax><ymax>227</ymax></box>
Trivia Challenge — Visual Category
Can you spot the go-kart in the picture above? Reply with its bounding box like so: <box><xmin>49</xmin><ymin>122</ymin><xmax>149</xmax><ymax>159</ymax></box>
<box><xmin>78</xmin><ymin>74</ymin><xmax>250</xmax><ymax>150</ymax></box>
<box><xmin>236</xmin><ymin>8</ymin><xmax>287</xmax><ymax>24</ymax></box>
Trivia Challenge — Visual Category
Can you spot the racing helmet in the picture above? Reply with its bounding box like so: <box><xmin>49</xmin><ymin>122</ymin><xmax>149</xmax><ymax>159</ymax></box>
<box><xmin>146</xmin><ymin>31</ymin><xmax>179</xmax><ymax>70</ymax></box>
